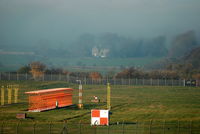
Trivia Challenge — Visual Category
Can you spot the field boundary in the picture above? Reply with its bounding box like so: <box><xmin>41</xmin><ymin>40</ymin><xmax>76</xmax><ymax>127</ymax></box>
<box><xmin>1</xmin><ymin>120</ymin><xmax>200</xmax><ymax>134</ymax></box>
<box><xmin>0</xmin><ymin>72</ymin><xmax>198</xmax><ymax>87</ymax></box>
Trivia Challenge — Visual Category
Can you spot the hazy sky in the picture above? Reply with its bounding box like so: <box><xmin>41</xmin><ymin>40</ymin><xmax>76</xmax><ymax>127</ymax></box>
<box><xmin>1</xmin><ymin>0</ymin><xmax>200</xmax><ymax>46</ymax></box>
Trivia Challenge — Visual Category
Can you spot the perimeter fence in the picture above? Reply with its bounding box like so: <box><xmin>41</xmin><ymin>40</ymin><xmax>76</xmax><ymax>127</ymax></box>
<box><xmin>1</xmin><ymin>120</ymin><xmax>200</xmax><ymax>134</ymax></box>
<box><xmin>0</xmin><ymin>72</ymin><xmax>196</xmax><ymax>86</ymax></box>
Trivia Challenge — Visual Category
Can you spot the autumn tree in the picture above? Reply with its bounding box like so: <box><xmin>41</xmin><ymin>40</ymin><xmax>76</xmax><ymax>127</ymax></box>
<box><xmin>148</xmin><ymin>70</ymin><xmax>179</xmax><ymax>79</ymax></box>
<box><xmin>115</xmin><ymin>67</ymin><xmax>181</xmax><ymax>79</ymax></box>
<box><xmin>166</xmin><ymin>63</ymin><xmax>194</xmax><ymax>79</ymax></box>
<box><xmin>169</xmin><ymin>30</ymin><xmax>198</xmax><ymax>58</ymax></box>
<box><xmin>89</xmin><ymin>72</ymin><xmax>102</xmax><ymax>81</ymax></box>
<box><xmin>30</xmin><ymin>61</ymin><xmax>46</xmax><ymax>80</ymax></box>
<box><xmin>45</xmin><ymin>68</ymin><xmax>65</xmax><ymax>74</ymax></box>
<box><xmin>69</xmin><ymin>72</ymin><xmax>89</xmax><ymax>78</ymax></box>
<box><xmin>192</xmin><ymin>73</ymin><xmax>200</xmax><ymax>80</ymax></box>
<box><xmin>115</xmin><ymin>67</ymin><xmax>144</xmax><ymax>79</ymax></box>
<box><xmin>17</xmin><ymin>65</ymin><xmax>31</xmax><ymax>74</ymax></box>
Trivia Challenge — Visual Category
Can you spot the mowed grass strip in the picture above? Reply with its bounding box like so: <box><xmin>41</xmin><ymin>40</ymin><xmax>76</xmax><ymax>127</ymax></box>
<box><xmin>0</xmin><ymin>81</ymin><xmax>200</xmax><ymax>123</ymax></box>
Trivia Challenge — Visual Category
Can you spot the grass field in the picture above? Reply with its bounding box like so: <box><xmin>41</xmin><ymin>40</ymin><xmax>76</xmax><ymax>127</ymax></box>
<box><xmin>0</xmin><ymin>56</ymin><xmax>161</xmax><ymax>72</ymax></box>
<box><xmin>1</xmin><ymin>81</ymin><xmax>200</xmax><ymax>133</ymax></box>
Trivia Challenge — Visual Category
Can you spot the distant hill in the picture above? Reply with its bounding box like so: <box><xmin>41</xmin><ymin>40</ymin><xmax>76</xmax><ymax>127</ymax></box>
<box><xmin>184</xmin><ymin>47</ymin><xmax>200</xmax><ymax>60</ymax></box>
<box><xmin>183</xmin><ymin>46</ymin><xmax>200</xmax><ymax>68</ymax></box>
<box><xmin>168</xmin><ymin>30</ymin><xmax>198</xmax><ymax>58</ymax></box>
<box><xmin>147</xmin><ymin>46</ymin><xmax>200</xmax><ymax>70</ymax></box>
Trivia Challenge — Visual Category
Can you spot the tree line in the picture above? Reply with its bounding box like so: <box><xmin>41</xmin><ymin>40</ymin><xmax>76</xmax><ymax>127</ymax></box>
<box><xmin>20</xmin><ymin>30</ymin><xmax>199</xmax><ymax>59</ymax></box>
<box><xmin>17</xmin><ymin>61</ymin><xmax>200</xmax><ymax>80</ymax></box>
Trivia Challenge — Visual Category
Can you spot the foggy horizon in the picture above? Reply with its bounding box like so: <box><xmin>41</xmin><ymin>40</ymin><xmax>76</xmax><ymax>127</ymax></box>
<box><xmin>1</xmin><ymin>0</ymin><xmax>200</xmax><ymax>47</ymax></box>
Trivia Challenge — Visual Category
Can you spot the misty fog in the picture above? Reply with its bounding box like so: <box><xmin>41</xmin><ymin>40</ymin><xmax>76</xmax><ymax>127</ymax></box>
<box><xmin>1</xmin><ymin>0</ymin><xmax>200</xmax><ymax>47</ymax></box>
<box><xmin>0</xmin><ymin>0</ymin><xmax>200</xmax><ymax>71</ymax></box>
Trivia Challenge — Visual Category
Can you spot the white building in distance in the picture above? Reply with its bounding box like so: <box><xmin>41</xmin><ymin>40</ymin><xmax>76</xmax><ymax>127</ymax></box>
<box><xmin>92</xmin><ymin>46</ymin><xmax>109</xmax><ymax>58</ymax></box>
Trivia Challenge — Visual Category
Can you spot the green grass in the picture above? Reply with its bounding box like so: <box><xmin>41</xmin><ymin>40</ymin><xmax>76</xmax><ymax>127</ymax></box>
<box><xmin>49</xmin><ymin>57</ymin><xmax>160</xmax><ymax>67</ymax></box>
<box><xmin>1</xmin><ymin>81</ymin><xmax>200</xmax><ymax>123</ymax></box>
<box><xmin>1</xmin><ymin>81</ymin><xmax>200</xmax><ymax>133</ymax></box>
<box><xmin>0</xmin><ymin>56</ymin><xmax>161</xmax><ymax>72</ymax></box>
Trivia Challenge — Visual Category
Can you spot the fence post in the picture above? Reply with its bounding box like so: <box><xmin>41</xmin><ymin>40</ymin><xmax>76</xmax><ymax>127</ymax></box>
<box><xmin>163</xmin><ymin>120</ymin><xmax>165</xmax><ymax>134</ymax></box>
<box><xmin>59</xmin><ymin>73</ymin><xmax>61</xmax><ymax>81</ymax></box>
<box><xmin>190</xmin><ymin>120</ymin><xmax>192</xmax><ymax>134</ymax></box>
<box><xmin>183</xmin><ymin>79</ymin><xmax>185</xmax><ymax>86</ymax></box>
<box><xmin>94</xmin><ymin>126</ymin><xmax>97</xmax><ymax>134</ymax></box>
<box><xmin>136</xmin><ymin>78</ymin><xmax>138</xmax><ymax>85</ymax></box>
<box><xmin>17</xmin><ymin>73</ymin><xmax>19</xmax><ymax>81</ymax></box>
<box><xmin>136</xmin><ymin>120</ymin><xmax>138</xmax><ymax>134</ymax></box>
<box><xmin>150</xmin><ymin>79</ymin><xmax>152</xmax><ymax>86</ymax></box>
<box><xmin>66</xmin><ymin>74</ymin><xmax>69</xmax><ymax>83</ymax></box>
<box><xmin>149</xmin><ymin>120</ymin><xmax>152</xmax><ymax>134</ymax></box>
<box><xmin>142</xmin><ymin>78</ymin><xmax>144</xmax><ymax>86</ymax></box>
<box><xmin>122</xmin><ymin>120</ymin><xmax>125</xmax><ymax>134</ymax></box>
<box><xmin>42</xmin><ymin>74</ymin><xmax>44</xmax><ymax>81</ymax></box>
<box><xmin>79</xmin><ymin>121</ymin><xmax>82</xmax><ymax>134</ymax></box>
<box><xmin>8</xmin><ymin>72</ymin><xmax>10</xmax><ymax>80</ymax></box>
<box><xmin>49</xmin><ymin>122</ymin><xmax>52</xmax><ymax>134</ymax></box>
<box><xmin>61</xmin><ymin>121</ymin><xmax>68</xmax><ymax>134</ymax></box>
<box><xmin>196</xmin><ymin>79</ymin><xmax>198</xmax><ymax>87</ymax></box>
<box><xmin>177</xmin><ymin>120</ymin><xmax>180</xmax><ymax>134</ymax></box>
<box><xmin>33</xmin><ymin>122</ymin><xmax>36</xmax><ymax>134</ymax></box>
<box><xmin>84</xmin><ymin>77</ymin><xmax>87</xmax><ymax>85</ymax></box>
<box><xmin>16</xmin><ymin>121</ymin><xmax>20</xmax><ymax>134</ymax></box>
<box><xmin>50</xmin><ymin>73</ymin><xmax>52</xmax><ymax>81</ymax></box>
<box><xmin>107</xmin><ymin>125</ymin><xmax>110</xmax><ymax>134</ymax></box>
<box><xmin>1</xmin><ymin>121</ymin><xmax>5</xmax><ymax>134</ymax></box>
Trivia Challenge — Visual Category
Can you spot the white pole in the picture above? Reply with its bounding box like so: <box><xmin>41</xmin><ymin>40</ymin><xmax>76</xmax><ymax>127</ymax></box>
<box><xmin>77</xmin><ymin>80</ymin><xmax>83</xmax><ymax>109</ymax></box>
<box><xmin>107</xmin><ymin>83</ymin><xmax>111</xmax><ymax>110</ymax></box>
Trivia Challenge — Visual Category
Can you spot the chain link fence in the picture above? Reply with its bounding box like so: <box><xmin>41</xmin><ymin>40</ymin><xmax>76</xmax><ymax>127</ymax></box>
<box><xmin>1</xmin><ymin>120</ymin><xmax>200</xmax><ymax>134</ymax></box>
<box><xmin>0</xmin><ymin>72</ymin><xmax>192</xmax><ymax>86</ymax></box>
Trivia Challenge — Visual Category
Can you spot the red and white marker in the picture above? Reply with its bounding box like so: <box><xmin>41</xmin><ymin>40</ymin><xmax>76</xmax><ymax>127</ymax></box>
<box><xmin>91</xmin><ymin>109</ymin><xmax>109</xmax><ymax>126</ymax></box>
